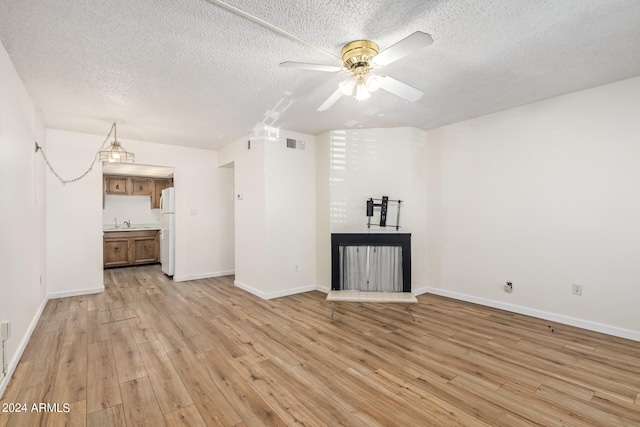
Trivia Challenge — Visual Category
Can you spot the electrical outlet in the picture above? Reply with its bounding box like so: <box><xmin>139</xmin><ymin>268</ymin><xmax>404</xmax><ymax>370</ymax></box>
<box><xmin>295</xmin><ymin>264</ymin><xmax>299</xmax><ymax>272</ymax></box>
<box><xmin>572</xmin><ymin>283</ymin><xmax>582</xmax><ymax>295</ymax></box>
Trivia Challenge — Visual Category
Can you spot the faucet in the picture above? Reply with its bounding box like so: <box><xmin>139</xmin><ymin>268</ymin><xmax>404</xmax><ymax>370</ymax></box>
<box><xmin>114</xmin><ymin>217</ymin><xmax>118</xmax><ymax>229</ymax></box>
<box><xmin>124</xmin><ymin>220</ymin><xmax>131</xmax><ymax>228</ymax></box>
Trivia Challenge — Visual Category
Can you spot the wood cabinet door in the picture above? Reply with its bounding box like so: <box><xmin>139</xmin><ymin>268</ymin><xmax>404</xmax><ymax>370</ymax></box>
<box><xmin>152</xmin><ymin>179</ymin><xmax>172</xmax><ymax>209</ymax></box>
<box><xmin>104</xmin><ymin>238</ymin><xmax>130</xmax><ymax>267</ymax></box>
<box><xmin>131</xmin><ymin>178</ymin><xmax>152</xmax><ymax>195</ymax></box>
<box><xmin>132</xmin><ymin>236</ymin><xmax>158</xmax><ymax>264</ymax></box>
<box><xmin>105</xmin><ymin>177</ymin><xmax>128</xmax><ymax>194</ymax></box>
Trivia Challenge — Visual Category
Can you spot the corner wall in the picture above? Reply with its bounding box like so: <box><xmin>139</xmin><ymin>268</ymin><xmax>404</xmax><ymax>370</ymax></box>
<box><xmin>0</xmin><ymin>43</ymin><xmax>47</xmax><ymax>397</ymax></box>
<box><xmin>264</xmin><ymin>128</ymin><xmax>316</xmax><ymax>297</ymax></box>
<box><xmin>228</xmin><ymin>133</ymin><xmax>267</xmax><ymax>296</ymax></box>
<box><xmin>426</xmin><ymin>76</ymin><xmax>640</xmax><ymax>339</ymax></box>
<box><xmin>222</xmin><ymin>126</ymin><xmax>316</xmax><ymax>299</ymax></box>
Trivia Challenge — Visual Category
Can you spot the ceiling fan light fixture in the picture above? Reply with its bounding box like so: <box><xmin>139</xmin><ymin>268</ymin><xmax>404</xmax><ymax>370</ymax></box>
<box><xmin>281</xmin><ymin>31</ymin><xmax>431</xmax><ymax>111</ymax></box>
<box><xmin>365</xmin><ymin>74</ymin><xmax>381</xmax><ymax>92</ymax></box>
<box><xmin>339</xmin><ymin>76</ymin><xmax>356</xmax><ymax>96</ymax></box>
<box><xmin>354</xmin><ymin>83</ymin><xmax>371</xmax><ymax>101</ymax></box>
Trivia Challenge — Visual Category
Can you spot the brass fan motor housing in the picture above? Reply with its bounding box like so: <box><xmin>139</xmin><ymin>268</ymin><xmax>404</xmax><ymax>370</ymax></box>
<box><xmin>341</xmin><ymin>40</ymin><xmax>379</xmax><ymax>71</ymax></box>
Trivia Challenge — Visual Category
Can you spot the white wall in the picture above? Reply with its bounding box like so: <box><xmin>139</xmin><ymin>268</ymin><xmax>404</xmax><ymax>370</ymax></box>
<box><xmin>226</xmin><ymin>133</ymin><xmax>267</xmax><ymax>296</ymax></box>
<box><xmin>46</xmin><ymin>130</ymin><xmax>105</xmax><ymax>297</ymax></box>
<box><xmin>221</xmin><ymin>126</ymin><xmax>316</xmax><ymax>299</ymax></box>
<box><xmin>46</xmin><ymin>129</ymin><xmax>235</xmax><ymax>293</ymax></box>
<box><xmin>264</xmin><ymin>128</ymin><xmax>316</xmax><ymax>297</ymax></box>
<box><xmin>103</xmin><ymin>195</ymin><xmax>162</xmax><ymax>226</ymax></box>
<box><xmin>0</xmin><ymin>43</ymin><xmax>48</xmax><ymax>397</ymax></box>
<box><xmin>315</xmin><ymin>127</ymin><xmax>429</xmax><ymax>291</ymax></box>
<box><xmin>426</xmin><ymin>76</ymin><xmax>640</xmax><ymax>340</ymax></box>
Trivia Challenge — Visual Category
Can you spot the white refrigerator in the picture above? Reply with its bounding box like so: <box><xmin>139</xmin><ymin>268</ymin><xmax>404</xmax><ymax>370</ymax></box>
<box><xmin>160</xmin><ymin>187</ymin><xmax>175</xmax><ymax>276</ymax></box>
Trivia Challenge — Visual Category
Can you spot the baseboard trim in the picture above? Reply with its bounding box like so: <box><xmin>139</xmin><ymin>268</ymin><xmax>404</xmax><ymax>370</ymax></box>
<box><xmin>422</xmin><ymin>287</ymin><xmax>640</xmax><ymax>342</ymax></box>
<box><xmin>173</xmin><ymin>270</ymin><xmax>235</xmax><ymax>282</ymax></box>
<box><xmin>234</xmin><ymin>281</ymin><xmax>317</xmax><ymax>300</ymax></box>
<box><xmin>412</xmin><ymin>285</ymin><xmax>430</xmax><ymax>297</ymax></box>
<box><xmin>233</xmin><ymin>280</ymin><xmax>267</xmax><ymax>299</ymax></box>
<box><xmin>265</xmin><ymin>285</ymin><xmax>317</xmax><ymax>300</ymax></box>
<box><xmin>48</xmin><ymin>286</ymin><xmax>104</xmax><ymax>299</ymax></box>
<box><xmin>315</xmin><ymin>285</ymin><xmax>330</xmax><ymax>294</ymax></box>
<box><xmin>0</xmin><ymin>296</ymin><xmax>48</xmax><ymax>398</ymax></box>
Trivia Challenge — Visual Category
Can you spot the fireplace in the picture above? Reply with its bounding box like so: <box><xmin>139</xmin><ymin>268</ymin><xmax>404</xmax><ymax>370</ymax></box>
<box><xmin>331</xmin><ymin>233</ymin><xmax>411</xmax><ymax>292</ymax></box>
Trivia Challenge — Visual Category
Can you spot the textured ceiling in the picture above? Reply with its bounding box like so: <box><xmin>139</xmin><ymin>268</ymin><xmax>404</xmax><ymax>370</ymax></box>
<box><xmin>1</xmin><ymin>0</ymin><xmax>640</xmax><ymax>150</ymax></box>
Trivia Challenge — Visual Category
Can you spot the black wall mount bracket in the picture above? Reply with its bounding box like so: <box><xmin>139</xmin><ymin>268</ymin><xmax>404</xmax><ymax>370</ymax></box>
<box><xmin>366</xmin><ymin>196</ymin><xmax>402</xmax><ymax>230</ymax></box>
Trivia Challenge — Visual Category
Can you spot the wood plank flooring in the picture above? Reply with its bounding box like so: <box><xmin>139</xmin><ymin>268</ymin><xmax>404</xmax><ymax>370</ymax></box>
<box><xmin>2</xmin><ymin>264</ymin><xmax>640</xmax><ymax>426</ymax></box>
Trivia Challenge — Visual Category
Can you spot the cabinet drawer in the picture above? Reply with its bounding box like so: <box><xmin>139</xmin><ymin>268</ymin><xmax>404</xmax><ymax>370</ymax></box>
<box><xmin>104</xmin><ymin>230</ymin><xmax>158</xmax><ymax>239</ymax></box>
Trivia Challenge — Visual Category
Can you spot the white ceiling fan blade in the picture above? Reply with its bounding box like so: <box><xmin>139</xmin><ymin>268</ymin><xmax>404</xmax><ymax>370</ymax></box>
<box><xmin>372</xmin><ymin>31</ymin><xmax>434</xmax><ymax>67</ymax></box>
<box><xmin>378</xmin><ymin>76</ymin><xmax>424</xmax><ymax>102</ymax></box>
<box><xmin>317</xmin><ymin>88</ymin><xmax>344</xmax><ymax>111</ymax></box>
<box><xmin>280</xmin><ymin>61</ymin><xmax>344</xmax><ymax>73</ymax></box>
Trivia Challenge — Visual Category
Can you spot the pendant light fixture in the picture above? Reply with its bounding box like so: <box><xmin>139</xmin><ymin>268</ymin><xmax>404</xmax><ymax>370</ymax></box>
<box><xmin>35</xmin><ymin>121</ymin><xmax>136</xmax><ymax>185</ymax></box>
<box><xmin>98</xmin><ymin>122</ymin><xmax>135</xmax><ymax>163</ymax></box>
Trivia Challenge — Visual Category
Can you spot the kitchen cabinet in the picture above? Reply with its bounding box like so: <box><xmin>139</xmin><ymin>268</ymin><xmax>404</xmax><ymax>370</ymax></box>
<box><xmin>103</xmin><ymin>230</ymin><xmax>159</xmax><ymax>268</ymax></box>
<box><xmin>132</xmin><ymin>234</ymin><xmax>158</xmax><ymax>264</ymax></box>
<box><xmin>152</xmin><ymin>178</ymin><xmax>173</xmax><ymax>209</ymax></box>
<box><xmin>103</xmin><ymin>175</ymin><xmax>172</xmax><ymax>209</ymax></box>
<box><xmin>105</xmin><ymin>176</ymin><xmax>129</xmax><ymax>194</ymax></box>
<box><xmin>131</xmin><ymin>177</ymin><xmax>152</xmax><ymax>195</ymax></box>
<box><xmin>103</xmin><ymin>235</ymin><xmax>130</xmax><ymax>267</ymax></box>
<box><xmin>105</xmin><ymin>175</ymin><xmax>152</xmax><ymax>196</ymax></box>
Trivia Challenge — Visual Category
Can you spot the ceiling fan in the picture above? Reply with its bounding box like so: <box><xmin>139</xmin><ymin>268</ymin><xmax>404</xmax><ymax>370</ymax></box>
<box><xmin>280</xmin><ymin>31</ymin><xmax>434</xmax><ymax>111</ymax></box>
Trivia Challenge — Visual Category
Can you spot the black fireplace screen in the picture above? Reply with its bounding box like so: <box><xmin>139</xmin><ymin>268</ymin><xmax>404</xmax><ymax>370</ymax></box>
<box><xmin>331</xmin><ymin>233</ymin><xmax>411</xmax><ymax>292</ymax></box>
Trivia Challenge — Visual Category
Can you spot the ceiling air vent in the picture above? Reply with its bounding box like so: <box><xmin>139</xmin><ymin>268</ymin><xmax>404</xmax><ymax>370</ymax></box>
<box><xmin>286</xmin><ymin>138</ymin><xmax>305</xmax><ymax>150</ymax></box>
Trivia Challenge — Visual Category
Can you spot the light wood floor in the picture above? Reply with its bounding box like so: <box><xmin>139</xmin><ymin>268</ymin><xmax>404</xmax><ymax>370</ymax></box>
<box><xmin>2</xmin><ymin>265</ymin><xmax>640</xmax><ymax>426</ymax></box>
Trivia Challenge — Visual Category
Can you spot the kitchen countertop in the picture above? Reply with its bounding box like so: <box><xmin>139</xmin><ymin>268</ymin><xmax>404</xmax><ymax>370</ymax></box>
<box><xmin>103</xmin><ymin>223</ymin><xmax>161</xmax><ymax>232</ymax></box>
